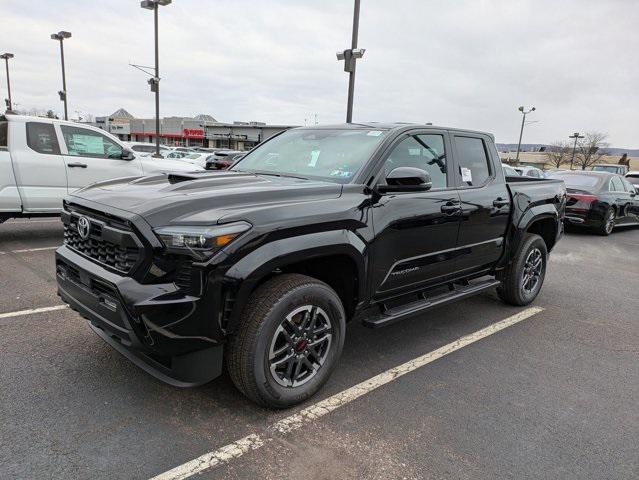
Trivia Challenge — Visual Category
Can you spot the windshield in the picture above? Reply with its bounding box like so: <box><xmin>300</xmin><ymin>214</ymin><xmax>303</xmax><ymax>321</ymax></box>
<box><xmin>232</xmin><ymin>128</ymin><xmax>388</xmax><ymax>183</ymax></box>
<box><xmin>593</xmin><ymin>165</ymin><xmax>620</xmax><ymax>173</ymax></box>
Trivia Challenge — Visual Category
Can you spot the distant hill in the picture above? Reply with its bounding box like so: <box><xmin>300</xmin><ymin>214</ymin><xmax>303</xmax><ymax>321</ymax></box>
<box><xmin>496</xmin><ymin>143</ymin><xmax>639</xmax><ymax>156</ymax></box>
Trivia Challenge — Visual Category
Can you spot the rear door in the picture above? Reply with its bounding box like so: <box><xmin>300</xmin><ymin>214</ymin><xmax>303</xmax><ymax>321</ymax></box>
<box><xmin>58</xmin><ymin>124</ymin><xmax>143</xmax><ymax>192</ymax></box>
<box><xmin>452</xmin><ymin>134</ymin><xmax>510</xmax><ymax>275</ymax></box>
<box><xmin>10</xmin><ymin>121</ymin><xmax>68</xmax><ymax>212</ymax></box>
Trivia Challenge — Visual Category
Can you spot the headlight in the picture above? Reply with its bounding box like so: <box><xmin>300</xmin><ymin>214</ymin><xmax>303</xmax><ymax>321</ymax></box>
<box><xmin>154</xmin><ymin>221</ymin><xmax>251</xmax><ymax>257</ymax></box>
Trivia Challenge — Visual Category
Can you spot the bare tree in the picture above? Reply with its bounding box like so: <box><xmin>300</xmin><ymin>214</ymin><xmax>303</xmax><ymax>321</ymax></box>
<box><xmin>574</xmin><ymin>132</ymin><xmax>609</xmax><ymax>170</ymax></box>
<box><xmin>544</xmin><ymin>141</ymin><xmax>572</xmax><ymax>168</ymax></box>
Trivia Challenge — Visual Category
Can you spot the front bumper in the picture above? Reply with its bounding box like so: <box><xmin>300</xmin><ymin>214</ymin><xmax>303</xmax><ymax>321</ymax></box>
<box><xmin>56</xmin><ymin>245</ymin><xmax>224</xmax><ymax>387</ymax></box>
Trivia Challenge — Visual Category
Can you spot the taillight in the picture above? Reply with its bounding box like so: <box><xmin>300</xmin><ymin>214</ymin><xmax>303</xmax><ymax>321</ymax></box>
<box><xmin>568</xmin><ymin>194</ymin><xmax>597</xmax><ymax>203</ymax></box>
<box><xmin>567</xmin><ymin>193</ymin><xmax>597</xmax><ymax>210</ymax></box>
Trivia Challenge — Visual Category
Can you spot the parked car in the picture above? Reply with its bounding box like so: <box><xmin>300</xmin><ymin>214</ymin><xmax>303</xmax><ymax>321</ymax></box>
<box><xmin>513</xmin><ymin>165</ymin><xmax>545</xmax><ymax>178</ymax></box>
<box><xmin>592</xmin><ymin>164</ymin><xmax>629</xmax><ymax>175</ymax></box>
<box><xmin>56</xmin><ymin>123</ymin><xmax>565</xmax><ymax>407</ymax></box>
<box><xmin>502</xmin><ymin>164</ymin><xmax>520</xmax><ymax>177</ymax></box>
<box><xmin>166</xmin><ymin>150</ymin><xmax>189</xmax><ymax>159</ymax></box>
<box><xmin>625</xmin><ymin>171</ymin><xmax>639</xmax><ymax>192</ymax></box>
<box><xmin>171</xmin><ymin>146</ymin><xmax>197</xmax><ymax>153</ymax></box>
<box><xmin>177</xmin><ymin>152</ymin><xmax>209</xmax><ymax>168</ymax></box>
<box><xmin>546</xmin><ymin>170</ymin><xmax>639</xmax><ymax>235</ymax></box>
<box><xmin>0</xmin><ymin>114</ymin><xmax>204</xmax><ymax>223</ymax></box>
<box><xmin>205</xmin><ymin>150</ymin><xmax>245</xmax><ymax>170</ymax></box>
<box><xmin>123</xmin><ymin>141</ymin><xmax>172</xmax><ymax>157</ymax></box>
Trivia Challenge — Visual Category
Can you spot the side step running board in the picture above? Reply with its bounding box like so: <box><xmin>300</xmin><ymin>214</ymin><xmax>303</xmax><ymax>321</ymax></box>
<box><xmin>362</xmin><ymin>279</ymin><xmax>501</xmax><ymax>329</ymax></box>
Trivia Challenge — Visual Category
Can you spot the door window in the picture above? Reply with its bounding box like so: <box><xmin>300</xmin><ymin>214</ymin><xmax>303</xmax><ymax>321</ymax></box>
<box><xmin>60</xmin><ymin>125</ymin><xmax>123</xmax><ymax>159</ymax></box>
<box><xmin>610</xmin><ymin>176</ymin><xmax>624</xmax><ymax>192</ymax></box>
<box><xmin>381</xmin><ymin>134</ymin><xmax>448</xmax><ymax>189</ymax></box>
<box><xmin>26</xmin><ymin>122</ymin><xmax>60</xmax><ymax>154</ymax></box>
<box><xmin>454</xmin><ymin>136</ymin><xmax>492</xmax><ymax>187</ymax></box>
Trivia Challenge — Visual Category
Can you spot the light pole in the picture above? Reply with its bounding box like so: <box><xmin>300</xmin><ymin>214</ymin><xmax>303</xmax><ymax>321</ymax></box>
<box><xmin>515</xmin><ymin>105</ymin><xmax>536</xmax><ymax>163</ymax></box>
<box><xmin>141</xmin><ymin>0</ymin><xmax>171</xmax><ymax>158</ymax></box>
<box><xmin>51</xmin><ymin>31</ymin><xmax>72</xmax><ymax>120</ymax></box>
<box><xmin>336</xmin><ymin>0</ymin><xmax>365</xmax><ymax>123</ymax></box>
<box><xmin>0</xmin><ymin>53</ymin><xmax>14</xmax><ymax>112</ymax></box>
<box><xmin>568</xmin><ymin>132</ymin><xmax>584</xmax><ymax>170</ymax></box>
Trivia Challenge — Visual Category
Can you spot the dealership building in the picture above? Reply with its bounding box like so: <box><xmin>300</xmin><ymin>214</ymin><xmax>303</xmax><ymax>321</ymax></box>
<box><xmin>90</xmin><ymin>109</ymin><xmax>295</xmax><ymax>150</ymax></box>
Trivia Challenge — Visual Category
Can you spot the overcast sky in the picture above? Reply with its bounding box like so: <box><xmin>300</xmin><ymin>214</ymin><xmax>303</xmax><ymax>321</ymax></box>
<box><xmin>2</xmin><ymin>0</ymin><xmax>637</xmax><ymax>147</ymax></box>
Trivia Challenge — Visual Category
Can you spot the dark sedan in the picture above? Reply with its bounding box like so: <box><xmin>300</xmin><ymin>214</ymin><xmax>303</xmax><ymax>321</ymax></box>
<box><xmin>546</xmin><ymin>171</ymin><xmax>639</xmax><ymax>235</ymax></box>
<box><xmin>205</xmin><ymin>150</ymin><xmax>245</xmax><ymax>170</ymax></box>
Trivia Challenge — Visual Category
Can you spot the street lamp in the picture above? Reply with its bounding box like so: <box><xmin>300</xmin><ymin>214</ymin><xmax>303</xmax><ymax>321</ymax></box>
<box><xmin>141</xmin><ymin>0</ymin><xmax>171</xmax><ymax>158</ymax></box>
<box><xmin>568</xmin><ymin>132</ymin><xmax>584</xmax><ymax>170</ymax></box>
<box><xmin>515</xmin><ymin>105</ymin><xmax>536</xmax><ymax>163</ymax></box>
<box><xmin>51</xmin><ymin>31</ymin><xmax>72</xmax><ymax>120</ymax></box>
<box><xmin>0</xmin><ymin>53</ymin><xmax>14</xmax><ymax>111</ymax></box>
<box><xmin>336</xmin><ymin>0</ymin><xmax>365</xmax><ymax>123</ymax></box>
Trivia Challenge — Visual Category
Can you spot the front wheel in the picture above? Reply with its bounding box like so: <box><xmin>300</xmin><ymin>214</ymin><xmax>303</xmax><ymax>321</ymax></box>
<box><xmin>497</xmin><ymin>233</ymin><xmax>548</xmax><ymax>306</ymax></box>
<box><xmin>226</xmin><ymin>274</ymin><xmax>345</xmax><ymax>408</ymax></box>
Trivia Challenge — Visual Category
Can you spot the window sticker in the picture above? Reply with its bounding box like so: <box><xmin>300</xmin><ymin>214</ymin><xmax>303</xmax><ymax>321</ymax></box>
<box><xmin>367</xmin><ymin>130</ymin><xmax>383</xmax><ymax>137</ymax></box>
<box><xmin>308</xmin><ymin>150</ymin><xmax>320</xmax><ymax>167</ymax></box>
<box><xmin>461</xmin><ymin>167</ymin><xmax>473</xmax><ymax>183</ymax></box>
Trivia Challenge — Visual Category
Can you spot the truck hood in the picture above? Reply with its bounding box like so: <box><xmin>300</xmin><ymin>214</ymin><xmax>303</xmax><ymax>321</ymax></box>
<box><xmin>69</xmin><ymin>171</ymin><xmax>343</xmax><ymax>227</ymax></box>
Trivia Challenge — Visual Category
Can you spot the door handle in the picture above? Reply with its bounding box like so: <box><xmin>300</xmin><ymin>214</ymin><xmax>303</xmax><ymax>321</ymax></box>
<box><xmin>493</xmin><ymin>198</ymin><xmax>510</xmax><ymax>208</ymax></box>
<box><xmin>441</xmin><ymin>202</ymin><xmax>461</xmax><ymax>214</ymax></box>
<box><xmin>67</xmin><ymin>162</ymin><xmax>87</xmax><ymax>168</ymax></box>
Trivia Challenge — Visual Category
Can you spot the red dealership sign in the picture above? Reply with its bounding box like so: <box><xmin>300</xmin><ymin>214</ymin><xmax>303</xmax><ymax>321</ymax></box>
<box><xmin>183</xmin><ymin>129</ymin><xmax>205</xmax><ymax>138</ymax></box>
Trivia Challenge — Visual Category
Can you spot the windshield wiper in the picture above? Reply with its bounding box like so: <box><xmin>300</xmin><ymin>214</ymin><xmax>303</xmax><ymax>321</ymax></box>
<box><xmin>239</xmin><ymin>169</ymin><xmax>309</xmax><ymax>180</ymax></box>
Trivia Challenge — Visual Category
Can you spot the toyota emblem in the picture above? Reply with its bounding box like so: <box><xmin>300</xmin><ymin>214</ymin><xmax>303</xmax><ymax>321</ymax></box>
<box><xmin>77</xmin><ymin>216</ymin><xmax>91</xmax><ymax>240</ymax></box>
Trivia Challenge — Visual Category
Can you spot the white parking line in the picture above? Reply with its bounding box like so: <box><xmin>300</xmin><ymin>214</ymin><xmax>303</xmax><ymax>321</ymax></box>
<box><xmin>0</xmin><ymin>246</ymin><xmax>60</xmax><ymax>255</ymax></box>
<box><xmin>150</xmin><ymin>306</ymin><xmax>544</xmax><ymax>480</ymax></box>
<box><xmin>0</xmin><ymin>305</ymin><xmax>68</xmax><ymax>320</ymax></box>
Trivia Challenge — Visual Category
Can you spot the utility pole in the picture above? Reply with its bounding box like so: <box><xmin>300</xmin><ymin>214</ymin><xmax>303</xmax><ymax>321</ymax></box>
<box><xmin>51</xmin><ymin>31</ymin><xmax>72</xmax><ymax>120</ymax></box>
<box><xmin>337</xmin><ymin>0</ymin><xmax>365</xmax><ymax>123</ymax></box>
<box><xmin>0</xmin><ymin>53</ymin><xmax>14</xmax><ymax>111</ymax></box>
<box><xmin>515</xmin><ymin>105</ymin><xmax>536</xmax><ymax>163</ymax></box>
<box><xmin>568</xmin><ymin>132</ymin><xmax>584</xmax><ymax>170</ymax></box>
<box><xmin>141</xmin><ymin>0</ymin><xmax>171</xmax><ymax>158</ymax></box>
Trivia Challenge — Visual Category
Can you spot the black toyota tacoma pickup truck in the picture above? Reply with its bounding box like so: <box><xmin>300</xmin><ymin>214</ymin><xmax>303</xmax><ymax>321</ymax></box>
<box><xmin>56</xmin><ymin>123</ymin><xmax>566</xmax><ymax>408</ymax></box>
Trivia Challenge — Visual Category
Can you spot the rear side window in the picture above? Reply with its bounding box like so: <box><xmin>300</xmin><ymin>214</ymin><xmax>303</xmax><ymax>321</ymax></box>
<box><xmin>454</xmin><ymin>136</ymin><xmax>491</xmax><ymax>186</ymax></box>
<box><xmin>610</xmin><ymin>176</ymin><xmax>624</xmax><ymax>192</ymax></box>
<box><xmin>26</xmin><ymin>122</ymin><xmax>60</xmax><ymax>154</ymax></box>
<box><xmin>0</xmin><ymin>121</ymin><xmax>7</xmax><ymax>148</ymax></box>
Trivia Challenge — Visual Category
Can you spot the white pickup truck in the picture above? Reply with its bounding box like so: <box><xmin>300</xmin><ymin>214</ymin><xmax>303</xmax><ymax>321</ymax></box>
<box><xmin>0</xmin><ymin>114</ymin><xmax>202</xmax><ymax>223</ymax></box>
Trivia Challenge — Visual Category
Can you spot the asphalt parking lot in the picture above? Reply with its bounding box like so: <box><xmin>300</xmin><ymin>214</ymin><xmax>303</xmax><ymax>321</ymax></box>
<box><xmin>1</xmin><ymin>219</ymin><xmax>638</xmax><ymax>480</ymax></box>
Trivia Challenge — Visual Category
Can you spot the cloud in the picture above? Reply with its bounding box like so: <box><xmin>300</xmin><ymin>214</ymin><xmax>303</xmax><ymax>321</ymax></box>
<box><xmin>1</xmin><ymin>0</ymin><xmax>637</xmax><ymax>147</ymax></box>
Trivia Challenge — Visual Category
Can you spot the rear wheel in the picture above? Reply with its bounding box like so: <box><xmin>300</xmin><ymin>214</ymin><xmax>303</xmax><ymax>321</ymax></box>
<box><xmin>497</xmin><ymin>233</ymin><xmax>547</xmax><ymax>306</ymax></box>
<box><xmin>595</xmin><ymin>207</ymin><xmax>615</xmax><ymax>236</ymax></box>
<box><xmin>226</xmin><ymin>274</ymin><xmax>345</xmax><ymax>408</ymax></box>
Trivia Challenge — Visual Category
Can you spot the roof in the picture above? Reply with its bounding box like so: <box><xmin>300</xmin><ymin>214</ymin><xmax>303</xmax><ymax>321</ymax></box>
<box><xmin>110</xmin><ymin>108</ymin><xmax>134</xmax><ymax>119</ymax></box>
<box><xmin>294</xmin><ymin>122</ymin><xmax>494</xmax><ymax>138</ymax></box>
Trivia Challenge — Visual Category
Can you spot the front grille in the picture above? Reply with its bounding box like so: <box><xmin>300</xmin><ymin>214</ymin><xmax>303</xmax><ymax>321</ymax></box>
<box><xmin>63</xmin><ymin>209</ymin><xmax>142</xmax><ymax>275</ymax></box>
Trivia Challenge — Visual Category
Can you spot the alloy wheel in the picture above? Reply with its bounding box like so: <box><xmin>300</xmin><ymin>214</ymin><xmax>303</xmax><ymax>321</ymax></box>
<box><xmin>521</xmin><ymin>247</ymin><xmax>543</xmax><ymax>295</ymax></box>
<box><xmin>268</xmin><ymin>305</ymin><xmax>333</xmax><ymax>387</ymax></box>
<box><xmin>604</xmin><ymin>209</ymin><xmax>615</xmax><ymax>234</ymax></box>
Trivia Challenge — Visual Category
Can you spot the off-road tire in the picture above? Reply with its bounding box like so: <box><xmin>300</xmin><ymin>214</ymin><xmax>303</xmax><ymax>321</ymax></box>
<box><xmin>497</xmin><ymin>233</ymin><xmax>548</xmax><ymax>306</ymax></box>
<box><xmin>226</xmin><ymin>274</ymin><xmax>346</xmax><ymax>408</ymax></box>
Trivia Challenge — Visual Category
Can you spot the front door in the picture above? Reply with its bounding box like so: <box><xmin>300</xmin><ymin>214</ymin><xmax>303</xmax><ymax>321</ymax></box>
<box><xmin>58</xmin><ymin>124</ymin><xmax>142</xmax><ymax>192</ymax></box>
<box><xmin>452</xmin><ymin>134</ymin><xmax>510</xmax><ymax>274</ymax></box>
<box><xmin>370</xmin><ymin>131</ymin><xmax>461</xmax><ymax>299</ymax></box>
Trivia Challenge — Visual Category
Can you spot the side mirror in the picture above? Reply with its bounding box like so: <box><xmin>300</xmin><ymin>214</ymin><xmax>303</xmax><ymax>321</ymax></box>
<box><xmin>121</xmin><ymin>148</ymin><xmax>136</xmax><ymax>161</ymax></box>
<box><xmin>378</xmin><ymin>167</ymin><xmax>432</xmax><ymax>193</ymax></box>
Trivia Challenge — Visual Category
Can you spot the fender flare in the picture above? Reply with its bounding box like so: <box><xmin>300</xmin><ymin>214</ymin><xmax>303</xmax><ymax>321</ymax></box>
<box><xmin>223</xmin><ymin>229</ymin><xmax>367</xmax><ymax>333</ymax></box>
